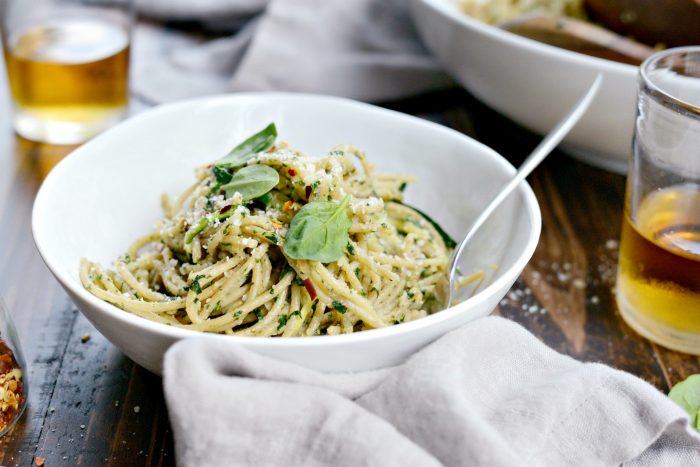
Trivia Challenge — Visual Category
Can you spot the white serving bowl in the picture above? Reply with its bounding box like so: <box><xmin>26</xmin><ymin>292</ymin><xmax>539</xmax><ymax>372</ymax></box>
<box><xmin>411</xmin><ymin>0</ymin><xmax>639</xmax><ymax>174</ymax></box>
<box><xmin>33</xmin><ymin>93</ymin><xmax>540</xmax><ymax>374</ymax></box>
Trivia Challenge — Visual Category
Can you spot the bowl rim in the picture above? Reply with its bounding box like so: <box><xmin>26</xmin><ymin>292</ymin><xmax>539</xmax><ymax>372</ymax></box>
<box><xmin>417</xmin><ymin>0</ymin><xmax>638</xmax><ymax>77</ymax></box>
<box><xmin>32</xmin><ymin>92</ymin><xmax>541</xmax><ymax>348</ymax></box>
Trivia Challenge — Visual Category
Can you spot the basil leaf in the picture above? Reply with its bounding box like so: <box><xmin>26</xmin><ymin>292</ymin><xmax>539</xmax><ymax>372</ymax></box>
<box><xmin>400</xmin><ymin>202</ymin><xmax>457</xmax><ymax>249</ymax></box>
<box><xmin>221</xmin><ymin>165</ymin><xmax>279</xmax><ymax>201</ymax></box>
<box><xmin>669</xmin><ymin>374</ymin><xmax>700</xmax><ymax>431</ymax></box>
<box><xmin>215</xmin><ymin>123</ymin><xmax>277</xmax><ymax>168</ymax></box>
<box><xmin>284</xmin><ymin>195</ymin><xmax>352</xmax><ymax>263</ymax></box>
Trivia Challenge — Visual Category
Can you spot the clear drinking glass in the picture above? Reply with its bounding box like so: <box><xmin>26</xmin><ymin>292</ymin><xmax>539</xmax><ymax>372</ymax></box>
<box><xmin>0</xmin><ymin>295</ymin><xmax>27</xmax><ymax>437</ymax></box>
<box><xmin>616</xmin><ymin>46</ymin><xmax>700</xmax><ymax>353</ymax></box>
<box><xmin>1</xmin><ymin>0</ymin><xmax>133</xmax><ymax>144</ymax></box>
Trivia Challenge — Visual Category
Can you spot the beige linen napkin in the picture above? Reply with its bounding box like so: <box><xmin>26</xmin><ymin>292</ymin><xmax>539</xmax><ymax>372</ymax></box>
<box><xmin>129</xmin><ymin>0</ymin><xmax>452</xmax><ymax>104</ymax></box>
<box><xmin>163</xmin><ymin>316</ymin><xmax>700</xmax><ymax>466</ymax></box>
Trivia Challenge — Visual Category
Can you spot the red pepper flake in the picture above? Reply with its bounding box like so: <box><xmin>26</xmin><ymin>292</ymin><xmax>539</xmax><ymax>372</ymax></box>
<box><xmin>219</xmin><ymin>204</ymin><xmax>232</xmax><ymax>215</ymax></box>
<box><xmin>35</xmin><ymin>457</ymin><xmax>45</xmax><ymax>466</ymax></box>
<box><xmin>287</xmin><ymin>168</ymin><xmax>296</xmax><ymax>177</ymax></box>
<box><xmin>303</xmin><ymin>279</ymin><xmax>317</xmax><ymax>301</ymax></box>
<box><xmin>305</xmin><ymin>185</ymin><xmax>312</xmax><ymax>200</ymax></box>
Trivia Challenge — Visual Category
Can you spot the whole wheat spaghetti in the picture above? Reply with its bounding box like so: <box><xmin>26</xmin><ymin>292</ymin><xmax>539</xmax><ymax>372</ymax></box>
<box><xmin>81</xmin><ymin>125</ymin><xmax>452</xmax><ymax>337</ymax></box>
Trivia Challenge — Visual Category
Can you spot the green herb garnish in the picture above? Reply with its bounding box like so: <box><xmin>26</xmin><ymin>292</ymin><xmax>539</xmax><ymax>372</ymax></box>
<box><xmin>215</xmin><ymin>123</ymin><xmax>277</xmax><ymax>168</ymax></box>
<box><xmin>332</xmin><ymin>301</ymin><xmax>347</xmax><ymax>314</ymax></box>
<box><xmin>284</xmin><ymin>195</ymin><xmax>352</xmax><ymax>263</ymax></box>
<box><xmin>221</xmin><ymin>165</ymin><xmax>279</xmax><ymax>201</ymax></box>
<box><xmin>281</xmin><ymin>263</ymin><xmax>294</xmax><ymax>277</ymax></box>
<box><xmin>185</xmin><ymin>218</ymin><xmax>210</xmax><ymax>244</ymax></box>
<box><xmin>185</xmin><ymin>274</ymin><xmax>205</xmax><ymax>294</ymax></box>
<box><xmin>400</xmin><ymin>202</ymin><xmax>457</xmax><ymax>249</ymax></box>
<box><xmin>669</xmin><ymin>374</ymin><xmax>700</xmax><ymax>431</ymax></box>
<box><xmin>257</xmin><ymin>192</ymin><xmax>272</xmax><ymax>205</ymax></box>
<box><xmin>213</xmin><ymin>165</ymin><xmax>233</xmax><ymax>184</ymax></box>
<box><xmin>346</xmin><ymin>242</ymin><xmax>355</xmax><ymax>255</ymax></box>
<box><xmin>174</xmin><ymin>250</ymin><xmax>192</xmax><ymax>264</ymax></box>
<box><xmin>277</xmin><ymin>314</ymin><xmax>288</xmax><ymax>330</ymax></box>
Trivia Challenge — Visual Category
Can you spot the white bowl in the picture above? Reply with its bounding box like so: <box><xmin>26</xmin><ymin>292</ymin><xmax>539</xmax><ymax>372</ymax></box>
<box><xmin>32</xmin><ymin>93</ymin><xmax>540</xmax><ymax>374</ymax></box>
<box><xmin>411</xmin><ymin>0</ymin><xmax>639</xmax><ymax>174</ymax></box>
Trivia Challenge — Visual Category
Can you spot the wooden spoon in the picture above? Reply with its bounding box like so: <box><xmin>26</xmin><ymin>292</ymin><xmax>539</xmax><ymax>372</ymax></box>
<box><xmin>500</xmin><ymin>14</ymin><xmax>655</xmax><ymax>66</ymax></box>
<box><xmin>584</xmin><ymin>0</ymin><xmax>700</xmax><ymax>48</ymax></box>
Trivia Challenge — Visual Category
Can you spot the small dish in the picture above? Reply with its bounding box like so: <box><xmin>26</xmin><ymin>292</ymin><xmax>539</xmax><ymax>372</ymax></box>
<box><xmin>0</xmin><ymin>296</ymin><xmax>27</xmax><ymax>437</ymax></box>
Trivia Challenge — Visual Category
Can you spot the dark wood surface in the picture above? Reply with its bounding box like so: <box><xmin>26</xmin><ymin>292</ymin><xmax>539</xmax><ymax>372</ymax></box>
<box><xmin>0</xmin><ymin>64</ymin><xmax>698</xmax><ymax>466</ymax></box>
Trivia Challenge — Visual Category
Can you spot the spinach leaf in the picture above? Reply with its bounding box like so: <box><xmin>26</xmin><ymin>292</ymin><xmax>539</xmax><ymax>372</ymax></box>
<box><xmin>212</xmin><ymin>165</ymin><xmax>233</xmax><ymax>184</ymax></box>
<box><xmin>221</xmin><ymin>165</ymin><xmax>279</xmax><ymax>202</ymax></box>
<box><xmin>400</xmin><ymin>202</ymin><xmax>457</xmax><ymax>249</ymax></box>
<box><xmin>669</xmin><ymin>374</ymin><xmax>700</xmax><ymax>431</ymax></box>
<box><xmin>284</xmin><ymin>195</ymin><xmax>352</xmax><ymax>263</ymax></box>
<box><xmin>215</xmin><ymin>123</ymin><xmax>277</xmax><ymax>168</ymax></box>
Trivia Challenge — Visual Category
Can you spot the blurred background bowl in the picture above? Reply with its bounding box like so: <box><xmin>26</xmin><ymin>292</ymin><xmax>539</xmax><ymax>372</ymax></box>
<box><xmin>32</xmin><ymin>93</ymin><xmax>540</xmax><ymax>374</ymax></box>
<box><xmin>411</xmin><ymin>0</ymin><xmax>639</xmax><ymax>174</ymax></box>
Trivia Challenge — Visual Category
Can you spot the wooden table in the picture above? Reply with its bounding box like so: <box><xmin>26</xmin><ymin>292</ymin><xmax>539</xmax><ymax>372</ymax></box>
<box><xmin>1</xmin><ymin>70</ymin><xmax>698</xmax><ymax>466</ymax></box>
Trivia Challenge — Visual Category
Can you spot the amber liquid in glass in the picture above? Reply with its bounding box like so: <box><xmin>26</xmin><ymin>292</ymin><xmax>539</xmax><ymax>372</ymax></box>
<box><xmin>617</xmin><ymin>185</ymin><xmax>700</xmax><ymax>348</ymax></box>
<box><xmin>3</xmin><ymin>18</ymin><xmax>129</xmax><ymax>142</ymax></box>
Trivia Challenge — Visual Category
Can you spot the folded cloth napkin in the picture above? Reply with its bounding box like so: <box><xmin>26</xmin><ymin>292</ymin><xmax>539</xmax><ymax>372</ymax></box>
<box><xmin>163</xmin><ymin>316</ymin><xmax>700</xmax><ymax>466</ymax></box>
<box><xmin>130</xmin><ymin>0</ymin><xmax>452</xmax><ymax>104</ymax></box>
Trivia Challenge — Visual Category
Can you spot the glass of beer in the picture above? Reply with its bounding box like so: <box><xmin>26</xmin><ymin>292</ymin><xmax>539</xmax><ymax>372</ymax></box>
<box><xmin>616</xmin><ymin>46</ymin><xmax>700</xmax><ymax>353</ymax></box>
<box><xmin>1</xmin><ymin>0</ymin><xmax>133</xmax><ymax>144</ymax></box>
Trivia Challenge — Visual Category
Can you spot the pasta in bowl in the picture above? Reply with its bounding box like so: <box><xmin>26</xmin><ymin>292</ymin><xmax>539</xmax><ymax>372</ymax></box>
<box><xmin>80</xmin><ymin>123</ymin><xmax>453</xmax><ymax>337</ymax></box>
<box><xmin>32</xmin><ymin>93</ymin><xmax>540</xmax><ymax>374</ymax></box>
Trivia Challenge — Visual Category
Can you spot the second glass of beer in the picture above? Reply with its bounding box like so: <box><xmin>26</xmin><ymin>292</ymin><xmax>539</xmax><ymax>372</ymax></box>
<box><xmin>616</xmin><ymin>47</ymin><xmax>700</xmax><ymax>353</ymax></box>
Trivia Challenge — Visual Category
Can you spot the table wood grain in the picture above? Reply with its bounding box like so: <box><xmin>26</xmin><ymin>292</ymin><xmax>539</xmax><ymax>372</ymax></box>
<box><xmin>0</xmin><ymin>67</ymin><xmax>698</xmax><ymax>465</ymax></box>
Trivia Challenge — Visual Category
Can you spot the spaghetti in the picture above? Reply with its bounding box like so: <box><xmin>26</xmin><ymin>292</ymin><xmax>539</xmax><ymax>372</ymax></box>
<box><xmin>81</xmin><ymin>126</ymin><xmax>451</xmax><ymax>336</ymax></box>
